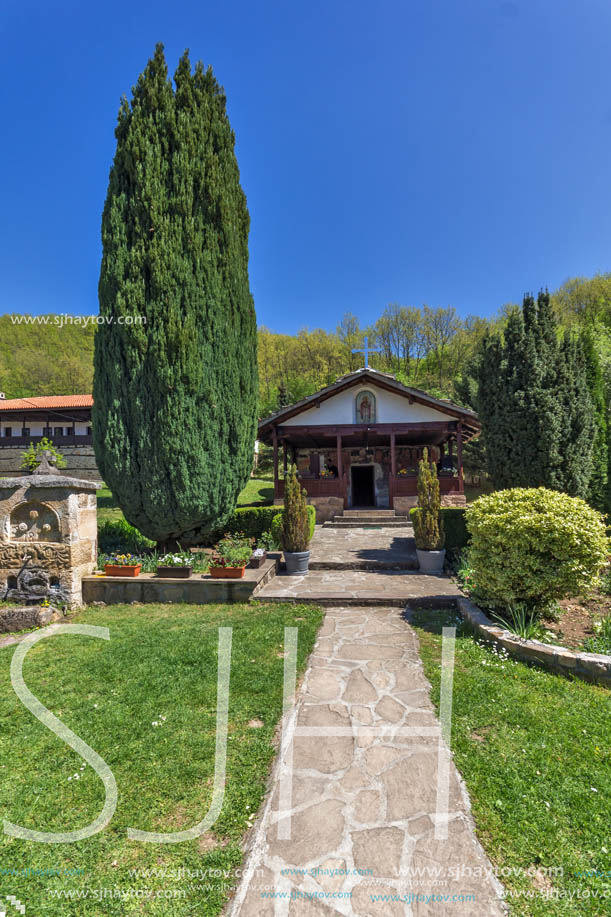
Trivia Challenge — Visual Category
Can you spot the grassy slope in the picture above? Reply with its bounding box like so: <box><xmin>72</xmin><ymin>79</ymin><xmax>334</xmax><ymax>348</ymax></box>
<box><xmin>0</xmin><ymin>602</ymin><xmax>322</xmax><ymax>915</ymax></box>
<box><xmin>411</xmin><ymin>608</ymin><xmax>611</xmax><ymax>916</ymax></box>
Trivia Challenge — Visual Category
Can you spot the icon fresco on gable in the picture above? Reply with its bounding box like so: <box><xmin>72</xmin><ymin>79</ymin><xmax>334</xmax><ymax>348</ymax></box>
<box><xmin>355</xmin><ymin>390</ymin><xmax>376</xmax><ymax>424</ymax></box>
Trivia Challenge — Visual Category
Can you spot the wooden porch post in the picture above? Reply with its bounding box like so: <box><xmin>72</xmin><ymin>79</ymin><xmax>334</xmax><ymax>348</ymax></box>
<box><xmin>390</xmin><ymin>431</ymin><xmax>396</xmax><ymax>510</ymax></box>
<box><xmin>282</xmin><ymin>439</ymin><xmax>288</xmax><ymax>474</ymax></box>
<box><xmin>336</xmin><ymin>433</ymin><xmax>344</xmax><ymax>506</ymax></box>
<box><xmin>457</xmin><ymin>422</ymin><xmax>464</xmax><ymax>491</ymax></box>
<box><xmin>272</xmin><ymin>428</ymin><xmax>279</xmax><ymax>499</ymax></box>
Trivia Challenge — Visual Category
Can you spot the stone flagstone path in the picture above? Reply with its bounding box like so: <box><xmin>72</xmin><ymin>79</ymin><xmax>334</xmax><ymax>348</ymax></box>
<box><xmin>257</xmin><ymin>524</ymin><xmax>461</xmax><ymax>608</ymax></box>
<box><xmin>229</xmin><ymin>605</ymin><xmax>506</xmax><ymax>916</ymax></box>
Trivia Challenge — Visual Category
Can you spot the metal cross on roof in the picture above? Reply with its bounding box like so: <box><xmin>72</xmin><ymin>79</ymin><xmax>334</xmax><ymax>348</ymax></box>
<box><xmin>351</xmin><ymin>336</ymin><xmax>380</xmax><ymax>368</ymax></box>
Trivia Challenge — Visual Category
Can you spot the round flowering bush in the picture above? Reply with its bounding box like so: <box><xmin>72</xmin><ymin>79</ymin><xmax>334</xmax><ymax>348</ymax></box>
<box><xmin>465</xmin><ymin>487</ymin><xmax>609</xmax><ymax>612</ymax></box>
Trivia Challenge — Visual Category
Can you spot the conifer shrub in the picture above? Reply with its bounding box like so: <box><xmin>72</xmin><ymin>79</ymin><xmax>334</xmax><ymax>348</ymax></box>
<box><xmin>271</xmin><ymin>504</ymin><xmax>315</xmax><ymax>548</ymax></box>
<box><xmin>410</xmin><ymin>507</ymin><xmax>468</xmax><ymax>556</ymax></box>
<box><xmin>466</xmin><ymin>487</ymin><xmax>609</xmax><ymax>613</ymax></box>
<box><xmin>279</xmin><ymin>465</ymin><xmax>312</xmax><ymax>553</ymax></box>
<box><xmin>412</xmin><ymin>448</ymin><xmax>445</xmax><ymax>550</ymax></box>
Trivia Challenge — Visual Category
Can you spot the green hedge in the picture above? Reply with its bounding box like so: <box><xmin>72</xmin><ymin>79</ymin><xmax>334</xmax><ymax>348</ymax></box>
<box><xmin>98</xmin><ymin>518</ymin><xmax>155</xmax><ymax>553</ymax></box>
<box><xmin>224</xmin><ymin>506</ymin><xmax>282</xmax><ymax>540</ymax></box>
<box><xmin>410</xmin><ymin>507</ymin><xmax>468</xmax><ymax>554</ymax></box>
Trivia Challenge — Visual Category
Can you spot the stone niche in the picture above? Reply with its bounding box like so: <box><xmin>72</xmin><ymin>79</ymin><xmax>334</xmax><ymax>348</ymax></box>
<box><xmin>0</xmin><ymin>453</ymin><xmax>100</xmax><ymax>608</ymax></box>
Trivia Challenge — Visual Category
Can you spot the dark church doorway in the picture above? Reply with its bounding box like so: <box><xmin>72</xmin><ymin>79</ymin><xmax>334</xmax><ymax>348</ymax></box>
<box><xmin>351</xmin><ymin>465</ymin><xmax>375</xmax><ymax>507</ymax></box>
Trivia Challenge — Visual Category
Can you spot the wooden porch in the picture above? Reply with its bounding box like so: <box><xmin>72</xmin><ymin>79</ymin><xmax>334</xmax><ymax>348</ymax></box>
<box><xmin>274</xmin><ymin>472</ymin><xmax>463</xmax><ymax>508</ymax></box>
<box><xmin>271</xmin><ymin>420</ymin><xmax>465</xmax><ymax>509</ymax></box>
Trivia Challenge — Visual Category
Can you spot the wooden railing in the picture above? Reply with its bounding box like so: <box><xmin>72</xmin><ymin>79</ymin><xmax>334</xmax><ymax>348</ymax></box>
<box><xmin>0</xmin><ymin>434</ymin><xmax>93</xmax><ymax>447</ymax></box>
<box><xmin>390</xmin><ymin>473</ymin><xmax>462</xmax><ymax>501</ymax></box>
<box><xmin>275</xmin><ymin>477</ymin><xmax>346</xmax><ymax>502</ymax></box>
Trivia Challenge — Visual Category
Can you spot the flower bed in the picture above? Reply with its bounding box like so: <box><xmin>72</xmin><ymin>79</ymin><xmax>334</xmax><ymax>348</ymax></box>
<box><xmin>457</xmin><ymin>595</ymin><xmax>611</xmax><ymax>687</ymax></box>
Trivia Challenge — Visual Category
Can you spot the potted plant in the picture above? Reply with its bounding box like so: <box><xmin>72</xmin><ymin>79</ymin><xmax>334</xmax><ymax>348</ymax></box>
<box><xmin>103</xmin><ymin>554</ymin><xmax>142</xmax><ymax>577</ymax></box>
<box><xmin>248</xmin><ymin>532</ymin><xmax>275</xmax><ymax>568</ymax></box>
<box><xmin>209</xmin><ymin>534</ymin><xmax>254</xmax><ymax>579</ymax></box>
<box><xmin>412</xmin><ymin>448</ymin><xmax>446</xmax><ymax>573</ymax></box>
<box><xmin>280</xmin><ymin>464</ymin><xmax>312</xmax><ymax>575</ymax></box>
<box><xmin>156</xmin><ymin>552</ymin><xmax>193</xmax><ymax>578</ymax></box>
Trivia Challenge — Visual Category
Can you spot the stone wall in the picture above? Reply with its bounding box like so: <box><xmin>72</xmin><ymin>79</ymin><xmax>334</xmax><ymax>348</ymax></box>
<box><xmin>0</xmin><ymin>445</ymin><xmax>101</xmax><ymax>481</ymax></box>
<box><xmin>457</xmin><ymin>595</ymin><xmax>611</xmax><ymax>687</ymax></box>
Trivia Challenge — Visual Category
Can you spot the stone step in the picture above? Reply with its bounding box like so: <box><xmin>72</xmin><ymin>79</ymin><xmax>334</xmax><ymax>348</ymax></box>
<box><xmin>331</xmin><ymin>514</ymin><xmax>410</xmax><ymax>524</ymax></box>
<box><xmin>309</xmin><ymin>558</ymin><xmax>418</xmax><ymax>571</ymax></box>
<box><xmin>324</xmin><ymin>520</ymin><xmax>411</xmax><ymax>528</ymax></box>
<box><xmin>343</xmin><ymin>509</ymin><xmax>396</xmax><ymax>516</ymax></box>
<box><xmin>255</xmin><ymin>569</ymin><xmax>460</xmax><ymax>608</ymax></box>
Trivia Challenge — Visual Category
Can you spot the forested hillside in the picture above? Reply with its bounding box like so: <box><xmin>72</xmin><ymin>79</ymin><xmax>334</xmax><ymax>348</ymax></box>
<box><xmin>2</xmin><ymin>272</ymin><xmax>611</xmax><ymax>418</ymax></box>
<box><xmin>0</xmin><ymin>315</ymin><xmax>95</xmax><ymax>398</ymax></box>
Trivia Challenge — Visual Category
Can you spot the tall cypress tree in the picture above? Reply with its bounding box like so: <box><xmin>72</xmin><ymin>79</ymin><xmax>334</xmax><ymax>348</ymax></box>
<box><xmin>94</xmin><ymin>45</ymin><xmax>257</xmax><ymax>545</ymax></box>
<box><xmin>580</xmin><ymin>328</ymin><xmax>608</xmax><ymax>510</ymax></box>
<box><xmin>474</xmin><ymin>291</ymin><xmax>594</xmax><ymax>497</ymax></box>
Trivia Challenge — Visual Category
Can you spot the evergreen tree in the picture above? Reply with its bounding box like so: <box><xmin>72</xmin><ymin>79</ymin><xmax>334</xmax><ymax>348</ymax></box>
<box><xmin>474</xmin><ymin>291</ymin><xmax>594</xmax><ymax>497</ymax></box>
<box><xmin>580</xmin><ymin>328</ymin><xmax>608</xmax><ymax>511</ymax></box>
<box><xmin>94</xmin><ymin>45</ymin><xmax>257</xmax><ymax>545</ymax></box>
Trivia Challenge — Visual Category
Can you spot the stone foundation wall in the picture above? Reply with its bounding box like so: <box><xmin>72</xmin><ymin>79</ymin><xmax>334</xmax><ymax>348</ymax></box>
<box><xmin>274</xmin><ymin>495</ymin><xmax>343</xmax><ymax>523</ymax></box>
<box><xmin>440</xmin><ymin>493</ymin><xmax>467</xmax><ymax>507</ymax></box>
<box><xmin>393</xmin><ymin>496</ymin><xmax>418</xmax><ymax>513</ymax></box>
<box><xmin>0</xmin><ymin>446</ymin><xmax>101</xmax><ymax>482</ymax></box>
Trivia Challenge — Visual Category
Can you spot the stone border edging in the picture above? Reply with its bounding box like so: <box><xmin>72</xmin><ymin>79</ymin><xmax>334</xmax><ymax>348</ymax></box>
<box><xmin>456</xmin><ymin>596</ymin><xmax>611</xmax><ymax>687</ymax></box>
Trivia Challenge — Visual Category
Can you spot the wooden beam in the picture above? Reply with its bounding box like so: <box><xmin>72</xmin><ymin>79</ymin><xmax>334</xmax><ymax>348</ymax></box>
<box><xmin>457</xmin><ymin>421</ymin><xmax>464</xmax><ymax>490</ymax></box>
<box><xmin>390</xmin><ymin>431</ymin><xmax>396</xmax><ymax>477</ymax></box>
<box><xmin>272</xmin><ymin>428</ymin><xmax>279</xmax><ymax>498</ymax></box>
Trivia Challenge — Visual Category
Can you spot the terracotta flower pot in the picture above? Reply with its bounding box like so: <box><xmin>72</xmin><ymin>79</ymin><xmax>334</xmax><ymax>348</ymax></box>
<box><xmin>209</xmin><ymin>565</ymin><xmax>246</xmax><ymax>579</ymax></box>
<box><xmin>156</xmin><ymin>566</ymin><xmax>193</xmax><ymax>578</ymax></box>
<box><xmin>104</xmin><ymin>564</ymin><xmax>142</xmax><ymax>577</ymax></box>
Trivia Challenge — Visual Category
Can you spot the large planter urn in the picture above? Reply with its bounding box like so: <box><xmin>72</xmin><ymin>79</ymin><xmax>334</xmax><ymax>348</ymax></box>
<box><xmin>284</xmin><ymin>550</ymin><xmax>310</xmax><ymax>575</ymax></box>
<box><xmin>416</xmin><ymin>549</ymin><xmax>446</xmax><ymax>574</ymax></box>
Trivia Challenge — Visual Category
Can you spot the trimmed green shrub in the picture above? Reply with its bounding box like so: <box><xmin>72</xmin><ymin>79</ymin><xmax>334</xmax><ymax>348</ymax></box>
<box><xmin>271</xmin><ymin>504</ymin><xmax>315</xmax><ymax>548</ymax></box>
<box><xmin>412</xmin><ymin>448</ymin><xmax>444</xmax><ymax>550</ymax></box>
<box><xmin>98</xmin><ymin>519</ymin><xmax>155</xmax><ymax>554</ymax></box>
<box><xmin>466</xmin><ymin>487</ymin><xmax>609</xmax><ymax>612</ymax></box>
<box><xmin>410</xmin><ymin>507</ymin><xmax>468</xmax><ymax>556</ymax></box>
<box><xmin>224</xmin><ymin>506</ymin><xmax>282</xmax><ymax>540</ymax></box>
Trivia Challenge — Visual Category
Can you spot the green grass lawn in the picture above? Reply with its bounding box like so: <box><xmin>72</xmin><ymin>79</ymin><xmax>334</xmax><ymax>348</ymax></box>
<box><xmin>411</xmin><ymin>608</ymin><xmax>611</xmax><ymax>916</ymax></box>
<box><xmin>96</xmin><ymin>485</ymin><xmax>126</xmax><ymax>526</ymax></box>
<box><xmin>97</xmin><ymin>478</ymin><xmax>273</xmax><ymax>529</ymax></box>
<box><xmin>236</xmin><ymin>477</ymin><xmax>274</xmax><ymax>507</ymax></box>
<box><xmin>0</xmin><ymin>601</ymin><xmax>322</xmax><ymax>915</ymax></box>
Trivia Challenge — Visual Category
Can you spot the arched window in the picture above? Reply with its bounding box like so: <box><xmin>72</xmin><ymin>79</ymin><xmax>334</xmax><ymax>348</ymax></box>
<box><xmin>355</xmin><ymin>390</ymin><xmax>376</xmax><ymax>423</ymax></box>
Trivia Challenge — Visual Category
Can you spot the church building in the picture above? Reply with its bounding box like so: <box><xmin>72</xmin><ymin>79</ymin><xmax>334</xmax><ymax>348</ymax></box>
<box><xmin>257</xmin><ymin>368</ymin><xmax>480</xmax><ymax>522</ymax></box>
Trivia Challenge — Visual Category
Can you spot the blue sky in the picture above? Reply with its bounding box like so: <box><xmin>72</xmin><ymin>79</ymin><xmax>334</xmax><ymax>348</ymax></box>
<box><xmin>1</xmin><ymin>0</ymin><xmax>611</xmax><ymax>333</ymax></box>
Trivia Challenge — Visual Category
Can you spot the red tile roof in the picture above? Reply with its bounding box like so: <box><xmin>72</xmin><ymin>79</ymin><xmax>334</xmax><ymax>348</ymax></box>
<box><xmin>0</xmin><ymin>395</ymin><xmax>93</xmax><ymax>411</ymax></box>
